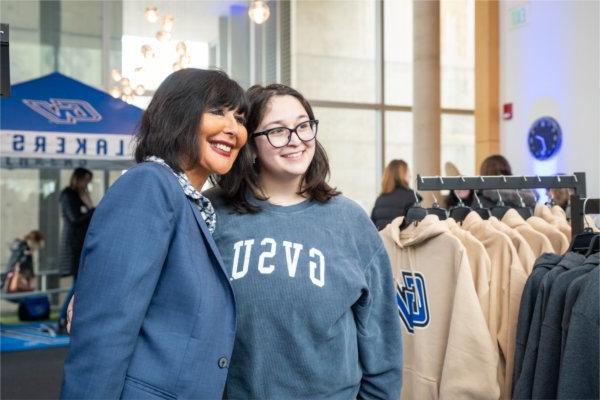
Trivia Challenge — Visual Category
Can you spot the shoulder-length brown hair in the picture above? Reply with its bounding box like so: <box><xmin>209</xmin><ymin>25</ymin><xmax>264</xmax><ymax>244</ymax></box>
<box><xmin>480</xmin><ymin>154</ymin><xmax>512</xmax><ymax>176</ymax></box>
<box><xmin>381</xmin><ymin>159</ymin><xmax>409</xmax><ymax>194</ymax></box>
<box><xmin>212</xmin><ymin>84</ymin><xmax>340</xmax><ymax>214</ymax></box>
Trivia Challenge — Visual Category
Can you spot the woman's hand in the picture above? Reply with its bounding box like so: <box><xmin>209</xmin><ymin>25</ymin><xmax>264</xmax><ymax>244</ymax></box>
<box><xmin>67</xmin><ymin>295</ymin><xmax>75</xmax><ymax>334</ymax></box>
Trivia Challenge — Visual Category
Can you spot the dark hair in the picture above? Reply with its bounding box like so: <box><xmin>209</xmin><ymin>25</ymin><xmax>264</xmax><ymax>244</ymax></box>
<box><xmin>213</xmin><ymin>84</ymin><xmax>340</xmax><ymax>213</ymax></box>
<box><xmin>69</xmin><ymin>167</ymin><xmax>93</xmax><ymax>189</ymax></box>
<box><xmin>381</xmin><ymin>159</ymin><xmax>410</xmax><ymax>194</ymax></box>
<box><xmin>480</xmin><ymin>154</ymin><xmax>513</xmax><ymax>176</ymax></box>
<box><xmin>134</xmin><ymin>68</ymin><xmax>248</xmax><ymax>172</ymax></box>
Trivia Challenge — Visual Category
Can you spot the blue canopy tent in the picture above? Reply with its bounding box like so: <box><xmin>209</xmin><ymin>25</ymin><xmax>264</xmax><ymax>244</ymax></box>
<box><xmin>0</xmin><ymin>72</ymin><xmax>143</xmax><ymax>170</ymax></box>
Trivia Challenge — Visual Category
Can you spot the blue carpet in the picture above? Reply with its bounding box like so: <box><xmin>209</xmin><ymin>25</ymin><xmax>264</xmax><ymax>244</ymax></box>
<box><xmin>1</xmin><ymin>322</ymin><xmax>69</xmax><ymax>352</ymax></box>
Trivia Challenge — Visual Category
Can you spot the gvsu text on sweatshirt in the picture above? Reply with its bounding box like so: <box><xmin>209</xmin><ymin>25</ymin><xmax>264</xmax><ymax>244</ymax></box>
<box><xmin>205</xmin><ymin>188</ymin><xmax>403</xmax><ymax>400</ymax></box>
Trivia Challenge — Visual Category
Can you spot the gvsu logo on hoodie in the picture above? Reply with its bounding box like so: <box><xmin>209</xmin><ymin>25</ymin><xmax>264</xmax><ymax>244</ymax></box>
<box><xmin>396</xmin><ymin>272</ymin><xmax>430</xmax><ymax>333</ymax></box>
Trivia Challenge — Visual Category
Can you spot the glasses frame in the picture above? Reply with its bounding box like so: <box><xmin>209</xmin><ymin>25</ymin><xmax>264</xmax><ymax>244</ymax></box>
<box><xmin>253</xmin><ymin>119</ymin><xmax>319</xmax><ymax>148</ymax></box>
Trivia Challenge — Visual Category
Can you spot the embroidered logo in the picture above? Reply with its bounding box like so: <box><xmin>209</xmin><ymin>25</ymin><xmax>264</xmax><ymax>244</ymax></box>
<box><xmin>396</xmin><ymin>272</ymin><xmax>430</xmax><ymax>333</ymax></box>
<box><xmin>23</xmin><ymin>98</ymin><xmax>102</xmax><ymax>124</ymax></box>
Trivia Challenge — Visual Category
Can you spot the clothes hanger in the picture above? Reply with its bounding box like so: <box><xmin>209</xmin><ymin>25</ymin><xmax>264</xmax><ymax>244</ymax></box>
<box><xmin>427</xmin><ymin>192</ymin><xmax>448</xmax><ymax>220</ymax></box>
<box><xmin>490</xmin><ymin>176</ymin><xmax>512</xmax><ymax>219</ymax></box>
<box><xmin>569</xmin><ymin>197</ymin><xmax>598</xmax><ymax>254</ymax></box>
<box><xmin>472</xmin><ymin>176</ymin><xmax>491</xmax><ymax>220</ymax></box>
<box><xmin>400</xmin><ymin>179</ymin><xmax>428</xmax><ymax>230</ymax></box>
<box><xmin>448</xmin><ymin>176</ymin><xmax>471</xmax><ymax>223</ymax></box>
<box><xmin>585</xmin><ymin>235</ymin><xmax>599</xmax><ymax>257</ymax></box>
<box><xmin>514</xmin><ymin>188</ymin><xmax>533</xmax><ymax>219</ymax></box>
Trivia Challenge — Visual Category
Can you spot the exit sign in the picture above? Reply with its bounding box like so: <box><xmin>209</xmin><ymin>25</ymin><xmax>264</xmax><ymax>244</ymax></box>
<box><xmin>509</xmin><ymin>3</ymin><xmax>529</xmax><ymax>28</ymax></box>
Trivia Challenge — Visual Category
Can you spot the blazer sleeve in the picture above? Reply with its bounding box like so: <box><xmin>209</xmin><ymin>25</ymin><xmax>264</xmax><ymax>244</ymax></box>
<box><xmin>355</xmin><ymin>244</ymin><xmax>403</xmax><ymax>400</ymax></box>
<box><xmin>61</xmin><ymin>165</ymin><xmax>179</xmax><ymax>399</ymax></box>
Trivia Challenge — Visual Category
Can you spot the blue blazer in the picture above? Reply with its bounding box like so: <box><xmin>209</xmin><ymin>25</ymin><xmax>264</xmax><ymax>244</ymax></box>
<box><xmin>61</xmin><ymin>162</ymin><xmax>236</xmax><ymax>399</ymax></box>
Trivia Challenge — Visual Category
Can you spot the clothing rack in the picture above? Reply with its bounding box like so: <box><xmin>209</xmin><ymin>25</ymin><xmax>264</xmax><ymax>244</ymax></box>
<box><xmin>570</xmin><ymin>195</ymin><xmax>600</xmax><ymax>236</ymax></box>
<box><xmin>416</xmin><ymin>172</ymin><xmax>589</xmax><ymax>235</ymax></box>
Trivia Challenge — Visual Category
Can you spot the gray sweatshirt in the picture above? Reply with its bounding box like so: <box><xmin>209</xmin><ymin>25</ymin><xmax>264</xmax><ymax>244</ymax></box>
<box><xmin>205</xmin><ymin>188</ymin><xmax>403</xmax><ymax>400</ymax></box>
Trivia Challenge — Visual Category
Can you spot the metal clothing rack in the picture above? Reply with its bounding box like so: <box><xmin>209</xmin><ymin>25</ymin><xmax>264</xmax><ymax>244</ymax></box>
<box><xmin>570</xmin><ymin>195</ymin><xmax>600</xmax><ymax>236</ymax></box>
<box><xmin>416</xmin><ymin>172</ymin><xmax>589</xmax><ymax>235</ymax></box>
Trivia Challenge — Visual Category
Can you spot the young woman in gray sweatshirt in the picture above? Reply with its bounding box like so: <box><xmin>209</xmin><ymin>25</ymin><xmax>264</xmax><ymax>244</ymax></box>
<box><xmin>205</xmin><ymin>84</ymin><xmax>403</xmax><ymax>399</ymax></box>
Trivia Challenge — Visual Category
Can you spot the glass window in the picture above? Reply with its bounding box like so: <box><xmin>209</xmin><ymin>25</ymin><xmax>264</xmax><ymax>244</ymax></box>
<box><xmin>441</xmin><ymin>113</ymin><xmax>475</xmax><ymax>176</ymax></box>
<box><xmin>293</xmin><ymin>1</ymin><xmax>377</xmax><ymax>103</ymax></box>
<box><xmin>0</xmin><ymin>170</ymin><xmax>41</xmax><ymax>267</ymax></box>
<box><xmin>441</xmin><ymin>0</ymin><xmax>475</xmax><ymax>109</ymax></box>
<box><xmin>313</xmin><ymin>107</ymin><xmax>378</xmax><ymax>212</ymax></box>
<box><xmin>384</xmin><ymin>111</ymin><xmax>413</xmax><ymax>170</ymax></box>
<box><xmin>384</xmin><ymin>0</ymin><xmax>413</xmax><ymax>106</ymax></box>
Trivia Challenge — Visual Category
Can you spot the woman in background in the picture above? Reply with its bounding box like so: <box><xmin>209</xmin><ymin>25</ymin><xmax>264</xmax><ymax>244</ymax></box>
<box><xmin>371</xmin><ymin>159</ymin><xmax>422</xmax><ymax>230</ymax></box>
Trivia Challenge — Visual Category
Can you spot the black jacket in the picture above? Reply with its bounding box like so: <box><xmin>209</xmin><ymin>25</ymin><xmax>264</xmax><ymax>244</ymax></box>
<box><xmin>58</xmin><ymin>187</ymin><xmax>94</xmax><ymax>277</ymax></box>
<box><xmin>557</xmin><ymin>266</ymin><xmax>599</xmax><ymax>399</ymax></box>
<box><xmin>370</xmin><ymin>187</ymin><xmax>422</xmax><ymax>231</ymax></box>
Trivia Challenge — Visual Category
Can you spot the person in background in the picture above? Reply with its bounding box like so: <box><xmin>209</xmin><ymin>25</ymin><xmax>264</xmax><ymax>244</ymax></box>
<box><xmin>2</xmin><ymin>230</ymin><xmax>45</xmax><ymax>293</ymax></box>
<box><xmin>61</xmin><ymin>68</ymin><xmax>248</xmax><ymax>399</ymax></box>
<box><xmin>207</xmin><ymin>84</ymin><xmax>402</xmax><ymax>399</ymax></box>
<box><xmin>371</xmin><ymin>159</ymin><xmax>422</xmax><ymax>230</ymax></box>
<box><xmin>478</xmin><ymin>154</ymin><xmax>537</xmax><ymax>208</ymax></box>
<box><xmin>57</xmin><ymin>168</ymin><xmax>94</xmax><ymax>332</ymax></box>
<box><xmin>443</xmin><ymin>161</ymin><xmax>474</xmax><ymax>209</ymax></box>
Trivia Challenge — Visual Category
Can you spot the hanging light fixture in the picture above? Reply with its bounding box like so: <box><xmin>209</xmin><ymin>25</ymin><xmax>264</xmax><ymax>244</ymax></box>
<box><xmin>156</xmin><ymin>30</ymin><xmax>171</xmax><ymax>43</ymax></box>
<box><xmin>141</xmin><ymin>44</ymin><xmax>155</xmax><ymax>59</ymax></box>
<box><xmin>248</xmin><ymin>0</ymin><xmax>270</xmax><ymax>24</ymax></box>
<box><xmin>176</xmin><ymin>41</ymin><xmax>187</xmax><ymax>57</ymax></box>
<box><xmin>110</xmin><ymin>87</ymin><xmax>122</xmax><ymax>99</ymax></box>
<box><xmin>172</xmin><ymin>61</ymin><xmax>182</xmax><ymax>72</ymax></box>
<box><xmin>111</xmin><ymin>69</ymin><xmax>122</xmax><ymax>82</ymax></box>
<box><xmin>134</xmin><ymin>85</ymin><xmax>146</xmax><ymax>96</ymax></box>
<box><xmin>162</xmin><ymin>14</ymin><xmax>175</xmax><ymax>32</ymax></box>
<box><xmin>144</xmin><ymin>5</ymin><xmax>159</xmax><ymax>23</ymax></box>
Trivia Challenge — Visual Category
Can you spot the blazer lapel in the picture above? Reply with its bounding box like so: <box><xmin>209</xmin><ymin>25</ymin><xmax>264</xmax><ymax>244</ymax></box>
<box><xmin>187</xmin><ymin>200</ymin><xmax>229</xmax><ymax>277</ymax></box>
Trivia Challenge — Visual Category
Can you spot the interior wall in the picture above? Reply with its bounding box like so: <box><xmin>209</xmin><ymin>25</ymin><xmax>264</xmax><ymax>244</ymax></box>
<box><xmin>499</xmin><ymin>0</ymin><xmax>600</xmax><ymax>197</ymax></box>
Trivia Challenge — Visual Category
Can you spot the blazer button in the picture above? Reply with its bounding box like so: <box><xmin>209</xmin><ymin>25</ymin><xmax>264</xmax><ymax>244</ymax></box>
<box><xmin>218</xmin><ymin>357</ymin><xmax>228</xmax><ymax>369</ymax></box>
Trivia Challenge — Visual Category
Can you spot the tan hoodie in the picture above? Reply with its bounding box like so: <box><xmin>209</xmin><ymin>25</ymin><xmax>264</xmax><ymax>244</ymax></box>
<box><xmin>380</xmin><ymin>215</ymin><xmax>499</xmax><ymax>400</ymax></box>
<box><xmin>526</xmin><ymin>215</ymin><xmax>569</xmax><ymax>254</ymax></box>
<box><xmin>536</xmin><ymin>204</ymin><xmax>572</xmax><ymax>241</ymax></box>
<box><xmin>501</xmin><ymin>209</ymin><xmax>553</xmax><ymax>257</ymax></box>
<box><xmin>488</xmin><ymin>217</ymin><xmax>536</xmax><ymax>274</ymax></box>
<box><xmin>462</xmin><ymin>212</ymin><xmax>527</xmax><ymax>399</ymax></box>
<box><xmin>446</xmin><ymin>218</ymin><xmax>492</xmax><ymax>321</ymax></box>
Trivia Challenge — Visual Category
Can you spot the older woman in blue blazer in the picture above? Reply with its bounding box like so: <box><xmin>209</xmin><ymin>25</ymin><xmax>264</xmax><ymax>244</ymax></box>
<box><xmin>61</xmin><ymin>69</ymin><xmax>248</xmax><ymax>399</ymax></box>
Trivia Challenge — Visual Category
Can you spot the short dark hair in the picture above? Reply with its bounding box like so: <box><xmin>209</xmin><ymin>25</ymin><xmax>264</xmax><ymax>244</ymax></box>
<box><xmin>480</xmin><ymin>154</ymin><xmax>513</xmax><ymax>176</ymax></box>
<box><xmin>212</xmin><ymin>84</ymin><xmax>340</xmax><ymax>214</ymax></box>
<box><xmin>134</xmin><ymin>68</ymin><xmax>248</xmax><ymax>172</ymax></box>
<box><xmin>69</xmin><ymin>167</ymin><xmax>93</xmax><ymax>189</ymax></box>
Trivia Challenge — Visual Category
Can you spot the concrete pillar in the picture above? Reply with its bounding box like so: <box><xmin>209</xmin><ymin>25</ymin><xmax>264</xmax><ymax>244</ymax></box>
<box><xmin>413</xmin><ymin>0</ymin><xmax>441</xmax><ymax>204</ymax></box>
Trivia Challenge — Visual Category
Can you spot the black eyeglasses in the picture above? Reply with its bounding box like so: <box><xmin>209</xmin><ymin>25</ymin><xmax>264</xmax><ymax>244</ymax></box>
<box><xmin>253</xmin><ymin>120</ymin><xmax>319</xmax><ymax>148</ymax></box>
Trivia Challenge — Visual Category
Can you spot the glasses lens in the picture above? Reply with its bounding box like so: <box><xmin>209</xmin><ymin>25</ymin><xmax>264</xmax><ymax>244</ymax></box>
<box><xmin>297</xmin><ymin>120</ymin><xmax>317</xmax><ymax>141</ymax></box>
<box><xmin>267</xmin><ymin>127</ymin><xmax>290</xmax><ymax>147</ymax></box>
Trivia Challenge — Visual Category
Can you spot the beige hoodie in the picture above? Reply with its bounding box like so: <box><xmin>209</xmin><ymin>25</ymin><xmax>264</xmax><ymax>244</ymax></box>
<box><xmin>446</xmin><ymin>218</ymin><xmax>492</xmax><ymax>321</ymax></box>
<box><xmin>501</xmin><ymin>209</ymin><xmax>553</xmax><ymax>257</ymax></box>
<box><xmin>526</xmin><ymin>215</ymin><xmax>569</xmax><ymax>254</ymax></box>
<box><xmin>488</xmin><ymin>217</ymin><xmax>536</xmax><ymax>274</ymax></box>
<box><xmin>536</xmin><ymin>204</ymin><xmax>572</xmax><ymax>241</ymax></box>
<box><xmin>380</xmin><ymin>215</ymin><xmax>499</xmax><ymax>400</ymax></box>
<box><xmin>462</xmin><ymin>212</ymin><xmax>527</xmax><ymax>399</ymax></box>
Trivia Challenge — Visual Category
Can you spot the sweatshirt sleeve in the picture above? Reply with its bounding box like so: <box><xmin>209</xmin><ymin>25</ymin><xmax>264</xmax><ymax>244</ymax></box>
<box><xmin>439</xmin><ymin>250</ymin><xmax>500</xmax><ymax>400</ymax></box>
<box><xmin>354</xmin><ymin>244</ymin><xmax>403</xmax><ymax>400</ymax></box>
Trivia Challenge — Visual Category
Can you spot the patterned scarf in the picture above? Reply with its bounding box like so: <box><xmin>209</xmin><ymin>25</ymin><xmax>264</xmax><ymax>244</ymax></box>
<box><xmin>145</xmin><ymin>156</ymin><xmax>216</xmax><ymax>234</ymax></box>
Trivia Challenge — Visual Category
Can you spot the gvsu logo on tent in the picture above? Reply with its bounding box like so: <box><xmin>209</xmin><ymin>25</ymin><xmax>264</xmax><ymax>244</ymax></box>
<box><xmin>22</xmin><ymin>98</ymin><xmax>102</xmax><ymax>125</ymax></box>
<box><xmin>396</xmin><ymin>272</ymin><xmax>430</xmax><ymax>334</ymax></box>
